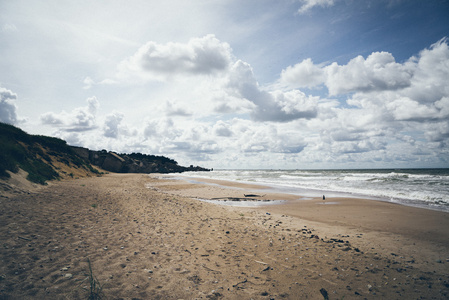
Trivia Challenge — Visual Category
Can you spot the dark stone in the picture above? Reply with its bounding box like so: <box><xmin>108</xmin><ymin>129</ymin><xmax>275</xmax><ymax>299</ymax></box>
<box><xmin>319</xmin><ymin>288</ymin><xmax>329</xmax><ymax>300</ymax></box>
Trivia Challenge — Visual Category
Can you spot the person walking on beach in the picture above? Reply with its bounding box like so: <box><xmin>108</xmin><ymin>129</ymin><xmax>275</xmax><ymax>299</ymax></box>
<box><xmin>323</xmin><ymin>195</ymin><xmax>325</xmax><ymax>201</ymax></box>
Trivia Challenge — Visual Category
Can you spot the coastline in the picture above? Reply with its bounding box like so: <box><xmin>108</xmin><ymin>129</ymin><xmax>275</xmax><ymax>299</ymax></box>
<box><xmin>155</xmin><ymin>174</ymin><xmax>449</xmax><ymax>273</ymax></box>
<box><xmin>177</xmin><ymin>169</ymin><xmax>449</xmax><ymax>213</ymax></box>
<box><xmin>1</xmin><ymin>173</ymin><xmax>448</xmax><ymax>299</ymax></box>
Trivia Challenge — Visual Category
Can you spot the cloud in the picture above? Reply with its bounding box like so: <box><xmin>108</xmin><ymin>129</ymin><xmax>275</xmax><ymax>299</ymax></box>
<box><xmin>403</xmin><ymin>38</ymin><xmax>449</xmax><ymax>104</ymax></box>
<box><xmin>0</xmin><ymin>87</ymin><xmax>18</xmax><ymax>125</ymax></box>
<box><xmin>213</xmin><ymin>120</ymin><xmax>233</xmax><ymax>137</ymax></box>
<box><xmin>163</xmin><ymin>100</ymin><xmax>192</xmax><ymax>117</ymax></box>
<box><xmin>297</xmin><ymin>0</ymin><xmax>336</xmax><ymax>14</ymax></box>
<box><xmin>83</xmin><ymin>76</ymin><xmax>117</xmax><ymax>89</ymax></box>
<box><xmin>281</xmin><ymin>52</ymin><xmax>414</xmax><ymax>95</ymax></box>
<box><xmin>386</xmin><ymin>96</ymin><xmax>449</xmax><ymax>122</ymax></box>
<box><xmin>118</xmin><ymin>34</ymin><xmax>233</xmax><ymax>81</ymax></box>
<box><xmin>226</xmin><ymin>61</ymin><xmax>318</xmax><ymax>122</ymax></box>
<box><xmin>280</xmin><ymin>58</ymin><xmax>325</xmax><ymax>89</ymax></box>
<box><xmin>143</xmin><ymin>118</ymin><xmax>179</xmax><ymax>140</ymax></box>
<box><xmin>83</xmin><ymin>77</ymin><xmax>95</xmax><ymax>89</ymax></box>
<box><xmin>325</xmin><ymin>52</ymin><xmax>414</xmax><ymax>95</ymax></box>
<box><xmin>40</xmin><ymin>96</ymin><xmax>99</xmax><ymax>132</ymax></box>
<box><xmin>21</xmin><ymin>38</ymin><xmax>449</xmax><ymax>169</ymax></box>
<box><xmin>103</xmin><ymin>112</ymin><xmax>124</xmax><ymax>138</ymax></box>
<box><xmin>281</xmin><ymin>38</ymin><xmax>449</xmax><ymax>102</ymax></box>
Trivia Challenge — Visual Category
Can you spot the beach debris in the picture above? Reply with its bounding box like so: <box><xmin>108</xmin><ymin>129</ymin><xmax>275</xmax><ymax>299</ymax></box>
<box><xmin>207</xmin><ymin>290</ymin><xmax>223</xmax><ymax>299</ymax></box>
<box><xmin>232</xmin><ymin>278</ymin><xmax>248</xmax><ymax>288</ymax></box>
<box><xmin>330</xmin><ymin>238</ymin><xmax>345</xmax><ymax>243</ymax></box>
<box><xmin>319</xmin><ymin>288</ymin><xmax>329</xmax><ymax>300</ymax></box>
<box><xmin>202</xmin><ymin>264</ymin><xmax>222</xmax><ymax>274</ymax></box>
<box><xmin>187</xmin><ymin>275</ymin><xmax>202</xmax><ymax>284</ymax></box>
<box><xmin>255</xmin><ymin>260</ymin><xmax>268</xmax><ymax>265</ymax></box>
<box><xmin>65</xmin><ymin>273</ymin><xmax>73</xmax><ymax>279</ymax></box>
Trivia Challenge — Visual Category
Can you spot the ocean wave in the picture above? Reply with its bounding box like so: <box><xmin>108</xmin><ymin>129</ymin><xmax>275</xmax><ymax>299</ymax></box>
<box><xmin>181</xmin><ymin>169</ymin><xmax>449</xmax><ymax>210</ymax></box>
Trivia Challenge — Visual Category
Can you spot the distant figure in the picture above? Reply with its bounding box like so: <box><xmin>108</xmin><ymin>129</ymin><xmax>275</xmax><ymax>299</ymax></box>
<box><xmin>323</xmin><ymin>195</ymin><xmax>325</xmax><ymax>201</ymax></box>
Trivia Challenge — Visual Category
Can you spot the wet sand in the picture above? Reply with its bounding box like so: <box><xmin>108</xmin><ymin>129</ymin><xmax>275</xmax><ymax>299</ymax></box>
<box><xmin>0</xmin><ymin>173</ymin><xmax>448</xmax><ymax>299</ymax></box>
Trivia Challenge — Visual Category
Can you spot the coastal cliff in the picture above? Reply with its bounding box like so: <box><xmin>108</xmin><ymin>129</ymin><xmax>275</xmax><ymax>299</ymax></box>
<box><xmin>71</xmin><ymin>146</ymin><xmax>210</xmax><ymax>174</ymax></box>
<box><xmin>0</xmin><ymin>122</ymin><xmax>209</xmax><ymax>186</ymax></box>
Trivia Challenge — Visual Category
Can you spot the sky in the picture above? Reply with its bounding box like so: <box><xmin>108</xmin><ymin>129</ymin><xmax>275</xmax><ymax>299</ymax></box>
<box><xmin>1</xmin><ymin>0</ymin><xmax>449</xmax><ymax>169</ymax></box>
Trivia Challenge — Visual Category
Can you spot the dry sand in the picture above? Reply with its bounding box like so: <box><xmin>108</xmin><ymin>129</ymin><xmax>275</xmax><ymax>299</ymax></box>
<box><xmin>0</xmin><ymin>173</ymin><xmax>448</xmax><ymax>299</ymax></box>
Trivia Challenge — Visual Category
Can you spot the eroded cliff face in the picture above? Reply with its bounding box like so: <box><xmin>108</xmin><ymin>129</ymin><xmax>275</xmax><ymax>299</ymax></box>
<box><xmin>1</xmin><ymin>123</ymin><xmax>209</xmax><ymax>189</ymax></box>
<box><xmin>70</xmin><ymin>146</ymin><xmax>210</xmax><ymax>174</ymax></box>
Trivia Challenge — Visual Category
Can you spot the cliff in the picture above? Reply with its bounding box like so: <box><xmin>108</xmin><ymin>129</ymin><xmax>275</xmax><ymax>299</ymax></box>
<box><xmin>0</xmin><ymin>122</ymin><xmax>210</xmax><ymax>186</ymax></box>
<box><xmin>71</xmin><ymin>146</ymin><xmax>210</xmax><ymax>174</ymax></box>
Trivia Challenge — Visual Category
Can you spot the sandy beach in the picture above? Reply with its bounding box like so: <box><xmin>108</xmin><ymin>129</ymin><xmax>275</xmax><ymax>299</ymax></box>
<box><xmin>1</xmin><ymin>173</ymin><xmax>448</xmax><ymax>299</ymax></box>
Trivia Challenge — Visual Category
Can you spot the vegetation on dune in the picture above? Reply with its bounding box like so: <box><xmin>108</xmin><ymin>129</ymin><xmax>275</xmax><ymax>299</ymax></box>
<box><xmin>0</xmin><ymin>122</ymin><xmax>208</xmax><ymax>185</ymax></box>
<box><xmin>126</xmin><ymin>152</ymin><xmax>178</xmax><ymax>166</ymax></box>
<box><xmin>0</xmin><ymin>122</ymin><xmax>98</xmax><ymax>184</ymax></box>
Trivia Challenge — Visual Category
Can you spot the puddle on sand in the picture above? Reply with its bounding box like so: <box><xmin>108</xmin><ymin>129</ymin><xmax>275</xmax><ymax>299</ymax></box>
<box><xmin>197</xmin><ymin>198</ymin><xmax>285</xmax><ymax>207</ymax></box>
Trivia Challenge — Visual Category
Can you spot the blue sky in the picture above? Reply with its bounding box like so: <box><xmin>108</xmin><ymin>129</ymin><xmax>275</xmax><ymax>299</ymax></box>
<box><xmin>1</xmin><ymin>0</ymin><xmax>449</xmax><ymax>169</ymax></box>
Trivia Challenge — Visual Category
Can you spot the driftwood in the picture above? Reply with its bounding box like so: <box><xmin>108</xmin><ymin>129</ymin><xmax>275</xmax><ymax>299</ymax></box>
<box><xmin>202</xmin><ymin>264</ymin><xmax>222</xmax><ymax>274</ymax></box>
<box><xmin>244</xmin><ymin>194</ymin><xmax>265</xmax><ymax>197</ymax></box>
<box><xmin>232</xmin><ymin>278</ymin><xmax>248</xmax><ymax>287</ymax></box>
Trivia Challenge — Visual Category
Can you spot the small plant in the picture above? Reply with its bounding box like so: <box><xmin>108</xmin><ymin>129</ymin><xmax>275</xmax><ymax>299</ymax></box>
<box><xmin>86</xmin><ymin>258</ymin><xmax>103</xmax><ymax>300</ymax></box>
<box><xmin>91</xmin><ymin>204</ymin><xmax>97</xmax><ymax>208</ymax></box>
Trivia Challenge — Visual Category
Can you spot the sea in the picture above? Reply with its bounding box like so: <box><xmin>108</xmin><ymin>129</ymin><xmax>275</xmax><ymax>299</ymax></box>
<box><xmin>177</xmin><ymin>169</ymin><xmax>449</xmax><ymax>212</ymax></box>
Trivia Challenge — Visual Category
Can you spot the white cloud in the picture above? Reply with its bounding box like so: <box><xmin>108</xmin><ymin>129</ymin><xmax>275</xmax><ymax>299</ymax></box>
<box><xmin>143</xmin><ymin>118</ymin><xmax>179</xmax><ymax>140</ymax></box>
<box><xmin>40</xmin><ymin>96</ymin><xmax>99</xmax><ymax>132</ymax></box>
<box><xmin>83</xmin><ymin>76</ymin><xmax>117</xmax><ymax>89</ymax></box>
<box><xmin>163</xmin><ymin>100</ymin><xmax>193</xmax><ymax>117</ymax></box>
<box><xmin>281</xmin><ymin>52</ymin><xmax>414</xmax><ymax>96</ymax></box>
<box><xmin>82</xmin><ymin>77</ymin><xmax>95</xmax><ymax>89</ymax></box>
<box><xmin>403</xmin><ymin>38</ymin><xmax>449</xmax><ymax>104</ymax></box>
<box><xmin>281</xmin><ymin>38</ymin><xmax>449</xmax><ymax>100</ymax></box>
<box><xmin>280</xmin><ymin>58</ymin><xmax>325</xmax><ymax>89</ymax></box>
<box><xmin>325</xmin><ymin>52</ymin><xmax>414</xmax><ymax>95</ymax></box>
<box><xmin>297</xmin><ymin>0</ymin><xmax>336</xmax><ymax>14</ymax></box>
<box><xmin>213</xmin><ymin>120</ymin><xmax>233</xmax><ymax>137</ymax></box>
<box><xmin>277</xmin><ymin>37</ymin><xmax>449</xmax><ymax>157</ymax></box>
<box><xmin>118</xmin><ymin>34</ymin><xmax>233</xmax><ymax>81</ymax></box>
<box><xmin>9</xmin><ymin>35</ymin><xmax>449</xmax><ymax>169</ymax></box>
<box><xmin>226</xmin><ymin>60</ymin><xmax>318</xmax><ymax>122</ymax></box>
<box><xmin>0</xmin><ymin>87</ymin><xmax>18</xmax><ymax>125</ymax></box>
<box><xmin>103</xmin><ymin>112</ymin><xmax>124</xmax><ymax>138</ymax></box>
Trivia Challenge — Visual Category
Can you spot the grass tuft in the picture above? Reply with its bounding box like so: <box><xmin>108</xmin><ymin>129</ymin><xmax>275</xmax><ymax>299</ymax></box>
<box><xmin>86</xmin><ymin>258</ymin><xmax>103</xmax><ymax>300</ymax></box>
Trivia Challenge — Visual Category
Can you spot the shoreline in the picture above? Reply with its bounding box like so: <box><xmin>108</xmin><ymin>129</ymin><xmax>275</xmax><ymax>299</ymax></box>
<box><xmin>154</xmin><ymin>174</ymin><xmax>449</xmax><ymax>272</ymax></box>
<box><xmin>175</xmin><ymin>171</ymin><xmax>449</xmax><ymax>213</ymax></box>
<box><xmin>1</xmin><ymin>173</ymin><xmax>448</xmax><ymax>299</ymax></box>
